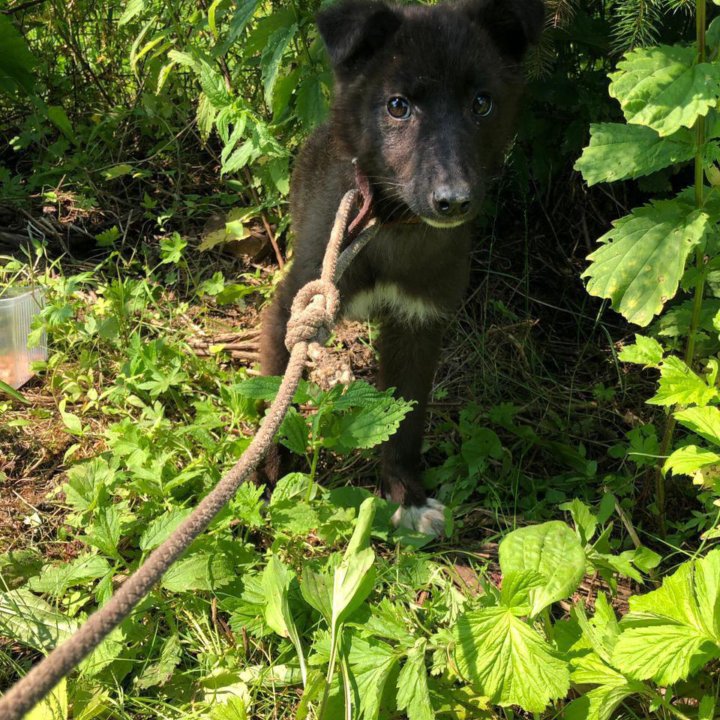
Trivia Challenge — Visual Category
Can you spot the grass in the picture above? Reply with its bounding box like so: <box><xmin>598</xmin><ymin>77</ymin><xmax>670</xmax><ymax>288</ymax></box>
<box><xmin>0</xmin><ymin>169</ymin><xmax>712</xmax><ymax>719</ymax></box>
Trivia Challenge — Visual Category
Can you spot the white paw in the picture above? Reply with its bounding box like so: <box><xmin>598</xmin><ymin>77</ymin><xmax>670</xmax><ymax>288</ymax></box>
<box><xmin>391</xmin><ymin>499</ymin><xmax>447</xmax><ymax>537</ymax></box>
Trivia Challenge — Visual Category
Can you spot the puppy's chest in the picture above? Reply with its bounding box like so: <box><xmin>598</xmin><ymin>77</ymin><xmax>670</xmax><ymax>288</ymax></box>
<box><xmin>338</xmin><ymin>223</ymin><xmax>468</xmax><ymax>326</ymax></box>
<box><xmin>343</xmin><ymin>281</ymin><xmax>450</xmax><ymax>326</ymax></box>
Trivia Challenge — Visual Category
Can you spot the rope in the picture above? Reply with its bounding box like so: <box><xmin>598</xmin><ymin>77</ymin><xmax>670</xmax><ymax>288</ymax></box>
<box><xmin>0</xmin><ymin>183</ymin><xmax>375</xmax><ymax>720</ymax></box>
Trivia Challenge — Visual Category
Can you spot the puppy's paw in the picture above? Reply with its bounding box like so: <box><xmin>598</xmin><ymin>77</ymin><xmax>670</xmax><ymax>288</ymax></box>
<box><xmin>391</xmin><ymin>498</ymin><xmax>447</xmax><ymax>537</ymax></box>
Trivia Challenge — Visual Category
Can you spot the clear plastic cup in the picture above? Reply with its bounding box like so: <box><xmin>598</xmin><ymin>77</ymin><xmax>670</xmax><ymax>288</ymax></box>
<box><xmin>0</xmin><ymin>287</ymin><xmax>47</xmax><ymax>389</ymax></box>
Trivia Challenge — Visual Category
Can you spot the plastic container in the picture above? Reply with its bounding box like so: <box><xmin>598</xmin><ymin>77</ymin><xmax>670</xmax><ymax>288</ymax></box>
<box><xmin>0</xmin><ymin>287</ymin><xmax>47</xmax><ymax>389</ymax></box>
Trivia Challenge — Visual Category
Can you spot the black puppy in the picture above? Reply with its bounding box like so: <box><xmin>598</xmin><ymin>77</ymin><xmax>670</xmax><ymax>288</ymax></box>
<box><xmin>260</xmin><ymin>0</ymin><xmax>544</xmax><ymax>536</ymax></box>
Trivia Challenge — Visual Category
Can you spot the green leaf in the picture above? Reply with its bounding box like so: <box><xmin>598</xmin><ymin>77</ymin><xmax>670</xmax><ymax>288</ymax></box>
<box><xmin>609</xmin><ymin>45</ymin><xmax>720</xmax><ymax>136</ymax></box>
<box><xmin>0</xmin><ymin>589</ymin><xmax>77</xmax><ymax>652</ymax></box>
<box><xmin>559</xmin><ymin>498</ymin><xmax>597</xmax><ymax>543</ymax></box>
<box><xmin>499</xmin><ymin>521</ymin><xmax>585</xmax><ymax>616</ymax></box>
<box><xmin>301</xmin><ymin>566</ymin><xmax>333</xmax><ymax>623</ymax></box>
<box><xmin>25</xmin><ymin>678</ymin><xmax>68</xmax><ymax>720</ymax></box>
<box><xmin>85</xmin><ymin>506</ymin><xmax>123</xmax><ymax>558</ymax></box>
<box><xmin>499</xmin><ymin>570</ymin><xmax>546</xmax><ymax>613</ymax></box>
<box><xmin>262</xmin><ymin>25</ymin><xmax>297</xmax><ymax>108</ymax></box>
<box><xmin>161</xmin><ymin>544</ymin><xmax>245</xmax><ymax>592</ymax></box>
<box><xmin>675</xmin><ymin>405</ymin><xmax>720</xmax><ymax>445</ymax></box>
<box><xmin>583</xmin><ymin>199</ymin><xmax>708</xmax><ymax>326</ymax></box>
<box><xmin>329</xmin><ymin>396</ymin><xmax>414</xmax><ymax>452</ymax></box>
<box><xmin>296</xmin><ymin>72</ymin><xmax>329</xmax><ymax>130</ymax></box>
<box><xmin>332</xmin><ymin>498</ymin><xmax>377</xmax><ymax>628</ymax></box>
<box><xmin>279</xmin><ymin>407</ymin><xmax>309</xmax><ymax>455</ymax></box>
<box><xmin>648</xmin><ymin>355</ymin><xmax>718</xmax><ymax>407</ymax></box>
<box><xmin>348</xmin><ymin>635</ymin><xmax>398</xmax><ymax>720</ymax></box>
<box><xmin>29</xmin><ymin>555</ymin><xmax>111</xmax><ymax>597</ymax></box>
<box><xmin>263</xmin><ymin>555</ymin><xmax>307</xmax><ymax>685</ymax></box>
<box><xmin>102</xmin><ymin>164</ymin><xmax>133</xmax><ymax>181</ymax></box>
<box><xmin>454</xmin><ymin>606</ymin><xmax>570</xmax><ymax>713</ymax></box>
<box><xmin>563</xmin><ymin>682</ymin><xmax>644</xmax><ymax>720</ymax></box>
<box><xmin>699</xmin><ymin>695</ymin><xmax>716</xmax><ymax>720</ymax></box>
<box><xmin>197</xmin><ymin>60</ymin><xmax>231</xmax><ymax>109</ymax></box>
<box><xmin>47</xmin><ymin>106</ymin><xmax>75</xmax><ymax>142</ymax></box>
<box><xmin>0</xmin><ymin>16</ymin><xmax>37</xmax><ymax>94</ymax></box>
<box><xmin>575</xmin><ymin>123</ymin><xmax>695</xmax><ymax>185</ymax></box>
<box><xmin>0</xmin><ymin>378</ymin><xmax>30</xmax><ymax>403</ymax></box>
<box><xmin>396</xmin><ymin>640</ymin><xmax>433</xmax><ymax>720</ymax></box>
<box><xmin>664</xmin><ymin>445</ymin><xmax>720</xmax><ymax>477</ymax></box>
<box><xmin>119</xmin><ymin>0</ymin><xmax>145</xmax><ymax>25</ymax></box>
<box><xmin>612</xmin><ymin>549</ymin><xmax>720</xmax><ymax>685</ymax></box>
<box><xmin>139</xmin><ymin>507</ymin><xmax>193</xmax><ymax>551</ymax></box>
<box><xmin>224</xmin><ymin>0</ymin><xmax>261</xmax><ymax>46</ymax></box>
<box><xmin>618</xmin><ymin>334</ymin><xmax>664</xmax><ymax>367</ymax></box>
<box><xmin>135</xmin><ymin>633</ymin><xmax>182</xmax><ymax>689</ymax></box>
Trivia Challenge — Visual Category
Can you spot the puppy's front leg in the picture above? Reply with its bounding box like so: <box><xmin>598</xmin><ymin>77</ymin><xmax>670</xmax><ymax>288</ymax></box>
<box><xmin>378</xmin><ymin>318</ymin><xmax>446</xmax><ymax>536</ymax></box>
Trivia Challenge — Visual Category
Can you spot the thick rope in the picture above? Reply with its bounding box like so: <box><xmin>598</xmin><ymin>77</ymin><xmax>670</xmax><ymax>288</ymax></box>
<box><xmin>0</xmin><ymin>185</ymin><xmax>375</xmax><ymax>720</ymax></box>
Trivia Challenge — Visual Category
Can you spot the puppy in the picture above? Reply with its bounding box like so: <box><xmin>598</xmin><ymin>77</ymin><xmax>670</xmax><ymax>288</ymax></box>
<box><xmin>260</xmin><ymin>0</ymin><xmax>544</xmax><ymax>536</ymax></box>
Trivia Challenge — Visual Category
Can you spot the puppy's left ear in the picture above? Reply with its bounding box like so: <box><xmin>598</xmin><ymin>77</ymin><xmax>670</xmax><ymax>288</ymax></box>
<box><xmin>462</xmin><ymin>0</ymin><xmax>545</xmax><ymax>61</ymax></box>
<box><xmin>316</xmin><ymin>0</ymin><xmax>402</xmax><ymax>75</ymax></box>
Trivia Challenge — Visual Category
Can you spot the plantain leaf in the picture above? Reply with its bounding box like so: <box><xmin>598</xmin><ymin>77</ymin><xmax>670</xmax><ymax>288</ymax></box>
<box><xmin>499</xmin><ymin>521</ymin><xmax>585</xmax><ymax>616</ymax></box>
<box><xmin>575</xmin><ymin>123</ymin><xmax>695</xmax><ymax>185</ymax></box>
<box><xmin>609</xmin><ymin>45</ymin><xmax>720</xmax><ymax>136</ymax></box>
<box><xmin>583</xmin><ymin>199</ymin><xmax>709</xmax><ymax>326</ymax></box>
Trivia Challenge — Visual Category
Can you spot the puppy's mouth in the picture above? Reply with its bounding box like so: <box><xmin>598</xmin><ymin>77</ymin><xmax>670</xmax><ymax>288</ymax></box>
<box><xmin>420</xmin><ymin>216</ymin><xmax>471</xmax><ymax>229</ymax></box>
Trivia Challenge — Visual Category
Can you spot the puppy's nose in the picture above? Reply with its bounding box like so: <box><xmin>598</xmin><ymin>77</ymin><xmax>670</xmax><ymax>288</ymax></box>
<box><xmin>431</xmin><ymin>186</ymin><xmax>472</xmax><ymax>217</ymax></box>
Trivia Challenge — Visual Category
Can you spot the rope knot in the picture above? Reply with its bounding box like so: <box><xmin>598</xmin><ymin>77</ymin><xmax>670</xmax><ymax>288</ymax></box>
<box><xmin>284</xmin><ymin>279</ymin><xmax>340</xmax><ymax>350</ymax></box>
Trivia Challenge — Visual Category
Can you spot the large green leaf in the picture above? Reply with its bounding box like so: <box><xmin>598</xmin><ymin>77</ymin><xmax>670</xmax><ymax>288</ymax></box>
<box><xmin>453</xmin><ymin>606</ymin><xmax>570</xmax><ymax>713</ymax></box>
<box><xmin>332</xmin><ymin>499</ymin><xmax>377</xmax><ymax>627</ymax></box>
<box><xmin>329</xmin><ymin>397</ymin><xmax>413</xmax><ymax>452</ymax></box>
<box><xmin>348</xmin><ymin>636</ymin><xmax>398</xmax><ymax>720</ymax></box>
<box><xmin>583</xmin><ymin>199</ymin><xmax>708</xmax><ymax>326</ymax></box>
<box><xmin>498</xmin><ymin>521</ymin><xmax>585</xmax><ymax>616</ymax></box>
<box><xmin>262</xmin><ymin>25</ymin><xmax>297</xmax><ymax>108</ymax></box>
<box><xmin>0</xmin><ymin>590</ymin><xmax>124</xmax><ymax>677</ymax></box>
<box><xmin>28</xmin><ymin>555</ymin><xmax>111</xmax><ymax>597</ymax></box>
<box><xmin>575</xmin><ymin>123</ymin><xmax>695</xmax><ymax>185</ymax></box>
<box><xmin>396</xmin><ymin>640</ymin><xmax>434</xmax><ymax>720</ymax></box>
<box><xmin>25</xmin><ymin>678</ymin><xmax>68</xmax><ymax>720</ymax></box>
<box><xmin>609</xmin><ymin>45</ymin><xmax>720</xmax><ymax>136</ymax></box>
<box><xmin>664</xmin><ymin>445</ymin><xmax>720</xmax><ymax>477</ymax></box>
<box><xmin>0</xmin><ymin>16</ymin><xmax>36</xmax><ymax>94</ymax></box>
<box><xmin>612</xmin><ymin>549</ymin><xmax>720</xmax><ymax>685</ymax></box>
<box><xmin>647</xmin><ymin>356</ymin><xmax>718</xmax><ymax>407</ymax></box>
<box><xmin>263</xmin><ymin>555</ymin><xmax>307</xmax><ymax>685</ymax></box>
<box><xmin>675</xmin><ymin>405</ymin><xmax>720</xmax><ymax>445</ymax></box>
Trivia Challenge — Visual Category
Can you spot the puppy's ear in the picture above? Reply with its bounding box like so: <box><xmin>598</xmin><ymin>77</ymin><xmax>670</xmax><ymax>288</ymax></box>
<box><xmin>462</xmin><ymin>0</ymin><xmax>545</xmax><ymax>61</ymax></box>
<box><xmin>316</xmin><ymin>0</ymin><xmax>402</xmax><ymax>74</ymax></box>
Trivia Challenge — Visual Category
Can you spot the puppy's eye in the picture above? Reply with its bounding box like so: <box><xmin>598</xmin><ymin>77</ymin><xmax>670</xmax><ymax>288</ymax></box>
<box><xmin>472</xmin><ymin>93</ymin><xmax>493</xmax><ymax>117</ymax></box>
<box><xmin>387</xmin><ymin>96</ymin><xmax>411</xmax><ymax>120</ymax></box>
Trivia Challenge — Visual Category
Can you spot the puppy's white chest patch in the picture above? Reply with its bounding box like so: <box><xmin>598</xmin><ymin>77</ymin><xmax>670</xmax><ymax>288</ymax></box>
<box><xmin>344</xmin><ymin>282</ymin><xmax>447</xmax><ymax>326</ymax></box>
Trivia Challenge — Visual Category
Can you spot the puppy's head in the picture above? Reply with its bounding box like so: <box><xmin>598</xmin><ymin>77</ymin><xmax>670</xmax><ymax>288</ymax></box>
<box><xmin>318</xmin><ymin>0</ymin><xmax>544</xmax><ymax>227</ymax></box>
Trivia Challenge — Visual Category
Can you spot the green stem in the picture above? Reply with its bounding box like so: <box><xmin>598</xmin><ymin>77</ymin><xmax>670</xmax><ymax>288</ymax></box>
<box><xmin>654</xmin><ymin>0</ymin><xmax>707</xmax><ymax>534</ymax></box>
<box><xmin>317</xmin><ymin>625</ymin><xmax>339</xmax><ymax>720</ymax></box>
<box><xmin>306</xmin><ymin>445</ymin><xmax>320</xmax><ymax>502</ymax></box>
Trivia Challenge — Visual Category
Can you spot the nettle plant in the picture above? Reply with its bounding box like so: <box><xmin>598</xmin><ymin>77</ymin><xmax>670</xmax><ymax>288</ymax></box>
<box><xmin>575</xmin><ymin>0</ymin><xmax>720</xmax><ymax>532</ymax></box>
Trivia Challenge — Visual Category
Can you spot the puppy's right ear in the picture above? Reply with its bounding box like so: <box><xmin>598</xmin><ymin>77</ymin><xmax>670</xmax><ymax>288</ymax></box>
<box><xmin>316</xmin><ymin>0</ymin><xmax>402</xmax><ymax>74</ymax></box>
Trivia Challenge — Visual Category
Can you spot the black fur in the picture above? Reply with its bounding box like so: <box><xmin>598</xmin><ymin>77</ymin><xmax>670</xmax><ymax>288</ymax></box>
<box><xmin>260</xmin><ymin>0</ymin><xmax>543</xmax><ymax>528</ymax></box>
